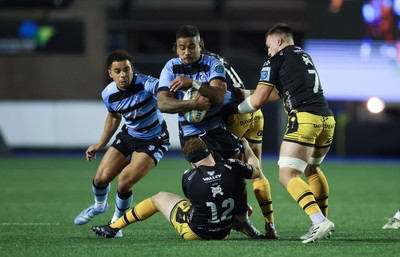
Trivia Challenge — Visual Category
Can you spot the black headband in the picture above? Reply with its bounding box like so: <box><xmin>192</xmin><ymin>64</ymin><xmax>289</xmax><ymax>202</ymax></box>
<box><xmin>185</xmin><ymin>148</ymin><xmax>210</xmax><ymax>163</ymax></box>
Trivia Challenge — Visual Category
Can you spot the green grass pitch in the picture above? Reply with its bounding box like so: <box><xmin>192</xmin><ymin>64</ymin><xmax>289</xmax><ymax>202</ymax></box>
<box><xmin>0</xmin><ymin>155</ymin><xmax>399</xmax><ymax>257</ymax></box>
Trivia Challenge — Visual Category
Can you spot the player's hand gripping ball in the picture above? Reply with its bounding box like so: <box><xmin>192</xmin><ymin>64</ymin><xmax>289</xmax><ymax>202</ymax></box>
<box><xmin>183</xmin><ymin>88</ymin><xmax>207</xmax><ymax>124</ymax></box>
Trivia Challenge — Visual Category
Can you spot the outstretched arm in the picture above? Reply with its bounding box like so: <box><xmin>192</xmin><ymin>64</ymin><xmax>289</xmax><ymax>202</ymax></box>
<box><xmin>85</xmin><ymin>112</ymin><xmax>121</xmax><ymax>161</ymax></box>
<box><xmin>238</xmin><ymin>84</ymin><xmax>276</xmax><ymax>114</ymax></box>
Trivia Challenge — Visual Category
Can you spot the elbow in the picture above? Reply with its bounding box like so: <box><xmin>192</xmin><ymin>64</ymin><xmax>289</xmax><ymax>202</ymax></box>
<box><xmin>157</xmin><ymin>102</ymin><xmax>175</xmax><ymax>114</ymax></box>
<box><xmin>157</xmin><ymin>101</ymin><xmax>168</xmax><ymax>113</ymax></box>
<box><xmin>212</xmin><ymin>92</ymin><xmax>226</xmax><ymax>105</ymax></box>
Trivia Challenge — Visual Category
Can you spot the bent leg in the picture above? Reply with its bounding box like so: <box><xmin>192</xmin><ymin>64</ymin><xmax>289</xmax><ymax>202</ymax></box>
<box><xmin>111</xmin><ymin>152</ymin><xmax>157</xmax><ymax>223</ymax></box>
<box><xmin>305</xmin><ymin>147</ymin><xmax>331</xmax><ymax>217</ymax></box>
<box><xmin>278</xmin><ymin>141</ymin><xmax>323</xmax><ymax>218</ymax></box>
<box><xmin>117</xmin><ymin>151</ymin><xmax>156</xmax><ymax>193</ymax></box>
<box><xmin>74</xmin><ymin>147</ymin><xmax>129</xmax><ymax>225</ymax></box>
<box><xmin>151</xmin><ymin>192</ymin><xmax>185</xmax><ymax>221</ymax></box>
<box><xmin>93</xmin><ymin>147</ymin><xmax>130</xmax><ymax>187</ymax></box>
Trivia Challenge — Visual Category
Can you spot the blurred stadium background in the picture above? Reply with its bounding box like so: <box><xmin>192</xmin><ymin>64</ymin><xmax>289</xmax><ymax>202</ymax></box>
<box><xmin>0</xmin><ymin>0</ymin><xmax>400</xmax><ymax>158</ymax></box>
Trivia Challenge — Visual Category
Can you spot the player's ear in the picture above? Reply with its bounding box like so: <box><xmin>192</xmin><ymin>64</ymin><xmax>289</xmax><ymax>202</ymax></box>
<box><xmin>277</xmin><ymin>36</ymin><xmax>283</xmax><ymax>46</ymax></box>
<box><xmin>199</xmin><ymin>38</ymin><xmax>205</xmax><ymax>50</ymax></box>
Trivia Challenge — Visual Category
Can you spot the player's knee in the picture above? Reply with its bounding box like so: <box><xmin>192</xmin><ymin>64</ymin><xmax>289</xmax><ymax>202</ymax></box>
<box><xmin>154</xmin><ymin>191</ymin><xmax>168</xmax><ymax>198</ymax></box>
<box><xmin>305</xmin><ymin>156</ymin><xmax>326</xmax><ymax>175</ymax></box>
<box><xmin>151</xmin><ymin>192</ymin><xmax>170</xmax><ymax>208</ymax></box>
<box><xmin>94</xmin><ymin>174</ymin><xmax>112</xmax><ymax>186</ymax></box>
<box><xmin>117</xmin><ymin>174</ymin><xmax>134</xmax><ymax>189</ymax></box>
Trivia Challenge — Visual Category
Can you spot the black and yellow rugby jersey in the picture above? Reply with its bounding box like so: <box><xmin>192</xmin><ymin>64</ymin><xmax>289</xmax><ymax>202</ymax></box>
<box><xmin>259</xmin><ymin>45</ymin><xmax>333</xmax><ymax>116</ymax></box>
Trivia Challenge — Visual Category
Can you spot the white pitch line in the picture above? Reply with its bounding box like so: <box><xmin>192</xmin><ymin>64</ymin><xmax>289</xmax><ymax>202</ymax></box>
<box><xmin>0</xmin><ymin>223</ymin><xmax>60</xmax><ymax>226</ymax></box>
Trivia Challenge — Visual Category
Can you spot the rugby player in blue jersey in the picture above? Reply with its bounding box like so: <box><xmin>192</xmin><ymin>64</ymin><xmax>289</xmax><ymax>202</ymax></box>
<box><xmin>74</xmin><ymin>50</ymin><xmax>170</xmax><ymax>238</ymax></box>
<box><xmin>157</xmin><ymin>25</ymin><xmax>239</xmax><ymax>160</ymax></box>
<box><xmin>157</xmin><ymin>25</ymin><xmax>277</xmax><ymax>239</ymax></box>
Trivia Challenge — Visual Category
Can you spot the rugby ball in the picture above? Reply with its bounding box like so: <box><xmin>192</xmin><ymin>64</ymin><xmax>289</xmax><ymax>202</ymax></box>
<box><xmin>183</xmin><ymin>88</ymin><xmax>207</xmax><ymax>124</ymax></box>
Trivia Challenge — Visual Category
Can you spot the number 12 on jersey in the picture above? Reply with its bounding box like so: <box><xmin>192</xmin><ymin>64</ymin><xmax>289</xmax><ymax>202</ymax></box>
<box><xmin>206</xmin><ymin>198</ymin><xmax>235</xmax><ymax>223</ymax></box>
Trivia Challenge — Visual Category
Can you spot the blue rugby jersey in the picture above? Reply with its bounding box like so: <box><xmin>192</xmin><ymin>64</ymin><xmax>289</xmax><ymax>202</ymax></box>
<box><xmin>159</xmin><ymin>53</ymin><xmax>234</xmax><ymax>136</ymax></box>
<box><xmin>102</xmin><ymin>74</ymin><xmax>165</xmax><ymax>140</ymax></box>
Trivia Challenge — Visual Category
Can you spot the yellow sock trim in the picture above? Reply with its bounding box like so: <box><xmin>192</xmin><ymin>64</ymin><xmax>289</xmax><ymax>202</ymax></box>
<box><xmin>287</xmin><ymin>177</ymin><xmax>321</xmax><ymax>216</ymax></box>
<box><xmin>307</xmin><ymin>171</ymin><xmax>329</xmax><ymax>217</ymax></box>
<box><xmin>110</xmin><ymin>198</ymin><xmax>157</xmax><ymax>229</ymax></box>
<box><xmin>253</xmin><ymin>178</ymin><xmax>274</xmax><ymax>223</ymax></box>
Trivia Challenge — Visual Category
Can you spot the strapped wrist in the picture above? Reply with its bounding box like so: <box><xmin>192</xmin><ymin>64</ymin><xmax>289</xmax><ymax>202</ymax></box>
<box><xmin>192</xmin><ymin>79</ymin><xmax>202</xmax><ymax>90</ymax></box>
<box><xmin>238</xmin><ymin>96</ymin><xmax>257</xmax><ymax>114</ymax></box>
<box><xmin>242</xmin><ymin>89</ymin><xmax>251</xmax><ymax>98</ymax></box>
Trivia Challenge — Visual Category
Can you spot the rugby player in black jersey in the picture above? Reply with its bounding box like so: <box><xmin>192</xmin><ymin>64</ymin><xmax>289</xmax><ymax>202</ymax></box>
<box><xmin>238</xmin><ymin>23</ymin><xmax>336</xmax><ymax>243</ymax></box>
<box><xmin>91</xmin><ymin>137</ymin><xmax>267</xmax><ymax>240</ymax></box>
<box><xmin>204</xmin><ymin>50</ymin><xmax>278</xmax><ymax>239</ymax></box>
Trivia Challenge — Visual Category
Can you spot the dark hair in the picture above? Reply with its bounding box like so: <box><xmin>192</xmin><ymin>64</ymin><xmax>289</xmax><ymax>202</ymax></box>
<box><xmin>267</xmin><ymin>23</ymin><xmax>293</xmax><ymax>37</ymax></box>
<box><xmin>176</xmin><ymin>25</ymin><xmax>200</xmax><ymax>39</ymax></box>
<box><xmin>172</xmin><ymin>25</ymin><xmax>204</xmax><ymax>53</ymax></box>
<box><xmin>106</xmin><ymin>50</ymin><xmax>133</xmax><ymax>69</ymax></box>
<box><xmin>182</xmin><ymin>137</ymin><xmax>210</xmax><ymax>163</ymax></box>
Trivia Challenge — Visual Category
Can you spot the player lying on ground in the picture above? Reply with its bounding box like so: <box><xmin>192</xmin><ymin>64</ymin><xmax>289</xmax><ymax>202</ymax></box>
<box><xmin>91</xmin><ymin>137</ymin><xmax>269</xmax><ymax>240</ymax></box>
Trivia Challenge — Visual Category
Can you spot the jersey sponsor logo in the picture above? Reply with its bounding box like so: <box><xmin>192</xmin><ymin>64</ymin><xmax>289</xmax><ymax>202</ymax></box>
<box><xmin>215</xmin><ymin>64</ymin><xmax>225</xmax><ymax>74</ymax></box>
<box><xmin>203</xmin><ymin>174</ymin><xmax>222</xmax><ymax>182</ymax></box>
<box><xmin>260</xmin><ymin>67</ymin><xmax>271</xmax><ymax>80</ymax></box>
<box><xmin>210</xmin><ymin>184</ymin><xmax>224</xmax><ymax>198</ymax></box>
<box><xmin>313</xmin><ymin>123</ymin><xmax>335</xmax><ymax>129</ymax></box>
<box><xmin>238</xmin><ymin>114</ymin><xmax>262</xmax><ymax>126</ymax></box>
